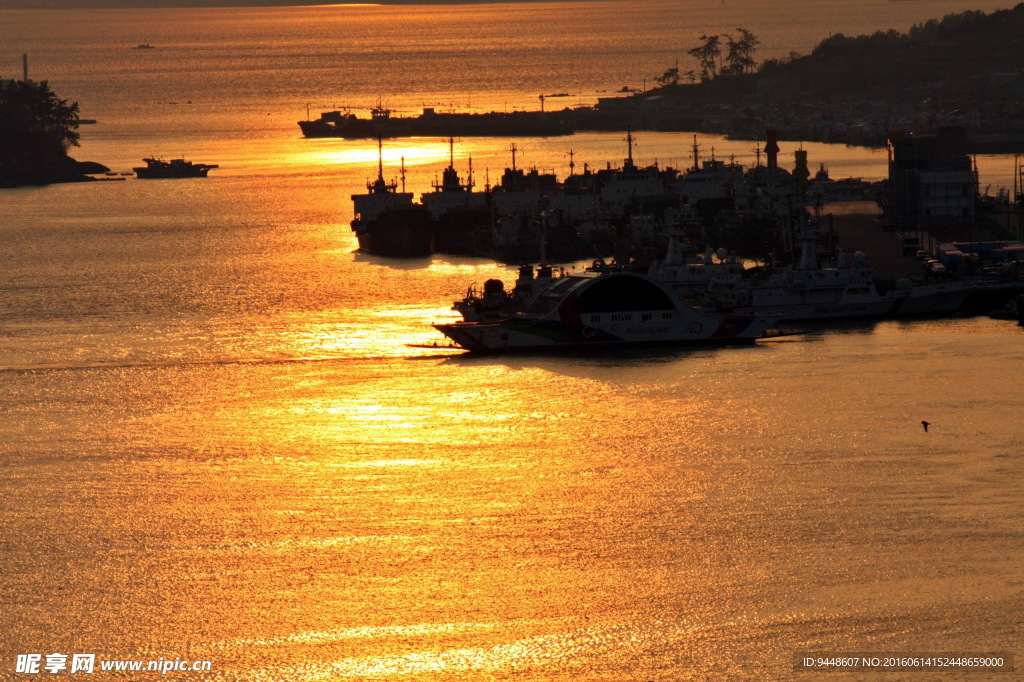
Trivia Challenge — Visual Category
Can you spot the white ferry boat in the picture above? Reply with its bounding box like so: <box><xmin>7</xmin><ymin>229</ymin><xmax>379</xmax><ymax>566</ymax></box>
<box><xmin>436</xmin><ymin>269</ymin><xmax>778</xmax><ymax>353</ymax></box>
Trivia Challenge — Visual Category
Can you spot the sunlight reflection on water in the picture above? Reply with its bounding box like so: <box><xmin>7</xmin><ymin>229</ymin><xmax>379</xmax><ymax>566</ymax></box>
<box><xmin>3</xmin><ymin>2</ymin><xmax>1023</xmax><ymax>678</ymax></box>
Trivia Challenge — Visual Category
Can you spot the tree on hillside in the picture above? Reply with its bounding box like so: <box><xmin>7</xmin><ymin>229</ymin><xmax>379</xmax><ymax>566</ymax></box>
<box><xmin>655</xmin><ymin>65</ymin><xmax>680</xmax><ymax>87</ymax></box>
<box><xmin>759</xmin><ymin>50</ymin><xmax>803</xmax><ymax>75</ymax></box>
<box><xmin>686</xmin><ymin>29</ymin><xmax>759</xmax><ymax>82</ymax></box>
<box><xmin>723</xmin><ymin>28</ymin><xmax>760</xmax><ymax>76</ymax></box>
<box><xmin>687</xmin><ymin>34</ymin><xmax>723</xmax><ymax>82</ymax></box>
<box><xmin>0</xmin><ymin>79</ymin><xmax>80</xmax><ymax>186</ymax></box>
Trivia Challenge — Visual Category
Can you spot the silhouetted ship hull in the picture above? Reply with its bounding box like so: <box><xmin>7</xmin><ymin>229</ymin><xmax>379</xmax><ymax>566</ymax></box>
<box><xmin>353</xmin><ymin>207</ymin><xmax>434</xmax><ymax>258</ymax></box>
<box><xmin>431</xmin><ymin>207</ymin><xmax>494</xmax><ymax>256</ymax></box>
<box><xmin>300</xmin><ymin>108</ymin><xmax>574</xmax><ymax>139</ymax></box>
<box><xmin>134</xmin><ymin>157</ymin><xmax>218</xmax><ymax>178</ymax></box>
<box><xmin>350</xmin><ymin>141</ymin><xmax>433</xmax><ymax>258</ymax></box>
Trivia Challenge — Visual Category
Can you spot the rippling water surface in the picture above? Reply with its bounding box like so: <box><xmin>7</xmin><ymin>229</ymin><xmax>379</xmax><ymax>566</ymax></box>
<box><xmin>3</xmin><ymin>2</ymin><xmax>1023</xmax><ymax>679</ymax></box>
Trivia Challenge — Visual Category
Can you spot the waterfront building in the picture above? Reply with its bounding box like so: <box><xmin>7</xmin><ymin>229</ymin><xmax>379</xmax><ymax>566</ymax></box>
<box><xmin>887</xmin><ymin>126</ymin><xmax>976</xmax><ymax>243</ymax></box>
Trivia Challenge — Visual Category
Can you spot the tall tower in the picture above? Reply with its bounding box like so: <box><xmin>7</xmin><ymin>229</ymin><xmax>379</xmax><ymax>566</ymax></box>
<box><xmin>764</xmin><ymin>128</ymin><xmax>780</xmax><ymax>170</ymax></box>
<box><xmin>793</xmin><ymin>148</ymin><xmax>810</xmax><ymax>197</ymax></box>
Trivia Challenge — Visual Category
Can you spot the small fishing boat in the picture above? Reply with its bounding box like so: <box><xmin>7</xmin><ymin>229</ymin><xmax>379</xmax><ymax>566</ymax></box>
<box><xmin>133</xmin><ymin>158</ymin><xmax>218</xmax><ymax>179</ymax></box>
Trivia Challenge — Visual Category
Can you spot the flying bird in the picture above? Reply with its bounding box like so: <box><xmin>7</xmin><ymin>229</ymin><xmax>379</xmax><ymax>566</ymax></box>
<box><xmin>921</xmin><ymin>420</ymin><xmax>931</xmax><ymax>433</ymax></box>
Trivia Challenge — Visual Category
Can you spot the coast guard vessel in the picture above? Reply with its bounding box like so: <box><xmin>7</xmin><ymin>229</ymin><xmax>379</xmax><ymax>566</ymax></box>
<box><xmin>436</xmin><ymin>267</ymin><xmax>777</xmax><ymax>353</ymax></box>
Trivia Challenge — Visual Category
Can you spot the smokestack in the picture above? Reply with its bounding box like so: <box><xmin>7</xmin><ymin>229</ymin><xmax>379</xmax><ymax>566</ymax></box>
<box><xmin>764</xmin><ymin>128</ymin><xmax>780</xmax><ymax>170</ymax></box>
<box><xmin>23</xmin><ymin>53</ymin><xmax>28</xmax><ymax>82</ymax></box>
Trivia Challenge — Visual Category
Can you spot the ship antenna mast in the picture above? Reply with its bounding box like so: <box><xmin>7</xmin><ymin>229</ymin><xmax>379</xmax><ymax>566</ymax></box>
<box><xmin>510</xmin><ymin>143</ymin><xmax>518</xmax><ymax>172</ymax></box>
<box><xmin>625</xmin><ymin>128</ymin><xmax>635</xmax><ymax>169</ymax></box>
<box><xmin>400</xmin><ymin>156</ymin><xmax>406</xmax><ymax>193</ymax></box>
<box><xmin>568</xmin><ymin>149</ymin><xmax>576</xmax><ymax>177</ymax></box>
<box><xmin>376</xmin><ymin>136</ymin><xmax>384</xmax><ymax>183</ymax></box>
<box><xmin>691</xmin><ymin>134</ymin><xmax>700</xmax><ymax>171</ymax></box>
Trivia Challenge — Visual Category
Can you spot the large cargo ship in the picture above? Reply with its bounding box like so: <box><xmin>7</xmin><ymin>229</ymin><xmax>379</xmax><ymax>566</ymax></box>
<box><xmin>299</xmin><ymin>105</ymin><xmax>574</xmax><ymax>139</ymax></box>
<box><xmin>350</xmin><ymin>141</ymin><xmax>432</xmax><ymax>258</ymax></box>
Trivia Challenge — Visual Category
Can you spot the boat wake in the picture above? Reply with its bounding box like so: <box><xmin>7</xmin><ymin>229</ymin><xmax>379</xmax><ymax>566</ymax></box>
<box><xmin>0</xmin><ymin>354</ymin><xmax>413</xmax><ymax>374</ymax></box>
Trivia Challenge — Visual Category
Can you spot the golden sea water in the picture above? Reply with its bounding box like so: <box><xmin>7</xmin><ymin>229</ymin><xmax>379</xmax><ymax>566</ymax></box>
<box><xmin>2</xmin><ymin>1</ymin><xmax>1023</xmax><ymax>679</ymax></box>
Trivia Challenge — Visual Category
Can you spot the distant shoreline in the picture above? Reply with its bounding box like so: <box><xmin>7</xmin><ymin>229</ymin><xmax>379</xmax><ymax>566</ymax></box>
<box><xmin>1</xmin><ymin>0</ymin><xmax>600</xmax><ymax>9</ymax></box>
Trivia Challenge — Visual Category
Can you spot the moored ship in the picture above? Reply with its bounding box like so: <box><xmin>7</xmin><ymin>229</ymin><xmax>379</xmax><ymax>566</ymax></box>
<box><xmin>698</xmin><ymin>239</ymin><xmax>976</xmax><ymax>323</ymax></box>
<box><xmin>299</xmin><ymin>105</ymin><xmax>574</xmax><ymax>139</ymax></box>
<box><xmin>435</xmin><ymin>268</ymin><xmax>778</xmax><ymax>353</ymax></box>
<box><xmin>350</xmin><ymin>141</ymin><xmax>431</xmax><ymax>258</ymax></box>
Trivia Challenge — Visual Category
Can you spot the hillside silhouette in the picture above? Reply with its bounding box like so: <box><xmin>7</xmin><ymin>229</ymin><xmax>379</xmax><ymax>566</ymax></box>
<box><xmin>770</xmin><ymin>5</ymin><xmax>1024</xmax><ymax>97</ymax></box>
<box><xmin>636</xmin><ymin>4</ymin><xmax>1024</xmax><ymax>149</ymax></box>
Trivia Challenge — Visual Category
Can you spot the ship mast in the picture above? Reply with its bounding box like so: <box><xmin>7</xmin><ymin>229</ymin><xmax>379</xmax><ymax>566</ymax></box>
<box><xmin>436</xmin><ymin>137</ymin><xmax>469</xmax><ymax>192</ymax></box>
<box><xmin>376</xmin><ymin>137</ymin><xmax>384</xmax><ymax>184</ymax></box>
<box><xmin>368</xmin><ymin>136</ymin><xmax>394</xmax><ymax>193</ymax></box>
